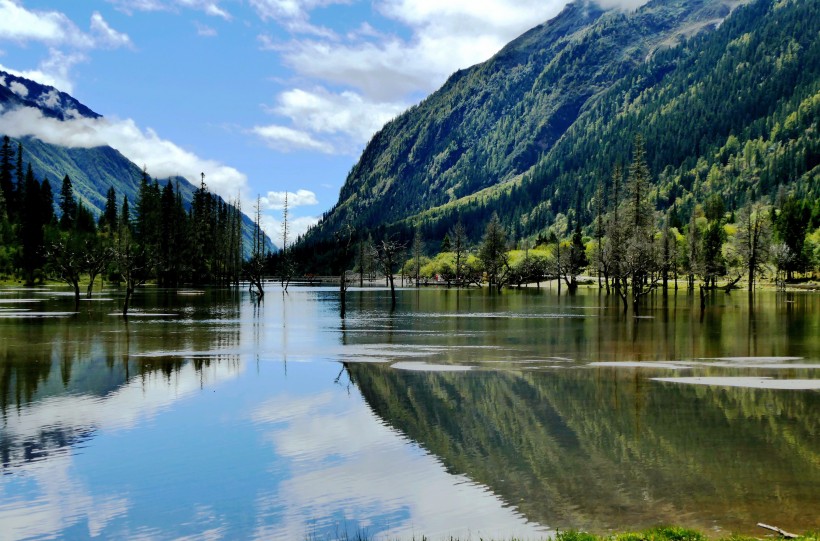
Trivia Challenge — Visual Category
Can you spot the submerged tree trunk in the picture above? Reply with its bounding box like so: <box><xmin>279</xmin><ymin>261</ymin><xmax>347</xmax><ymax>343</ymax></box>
<box><xmin>71</xmin><ymin>279</ymin><xmax>80</xmax><ymax>310</ymax></box>
<box><xmin>340</xmin><ymin>272</ymin><xmax>347</xmax><ymax>319</ymax></box>
<box><xmin>123</xmin><ymin>285</ymin><xmax>134</xmax><ymax>318</ymax></box>
<box><xmin>388</xmin><ymin>273</ymin><xmax>396</xmax><ymax>311</ymax></box>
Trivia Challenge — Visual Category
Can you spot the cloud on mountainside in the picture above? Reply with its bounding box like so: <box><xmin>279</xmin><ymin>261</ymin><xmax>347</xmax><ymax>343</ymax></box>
<box><xmin>0</xmin><ymin>105</ymin><xmax>247</xmax><ymax>204</ymax></box>
<box><xmin>0</xmin><ymin>103</ymin><xmax>321</xmax><ymax>240</ymax></box>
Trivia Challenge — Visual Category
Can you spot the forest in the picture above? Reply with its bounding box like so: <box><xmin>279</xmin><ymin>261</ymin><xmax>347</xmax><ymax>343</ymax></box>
<box><xmin>296</xmin><ymin>0</ymin><xmax>820</xmax><ymax>284</ymax></box>
<box><xmin>280</xmin><ymin>135</ymin><xmax>819</xmax><ymax>314</ymax></box>
<box><xmin>0</xmin><ymin>135</ymin><xmax>249</xmax><ymax>313</ymax></box>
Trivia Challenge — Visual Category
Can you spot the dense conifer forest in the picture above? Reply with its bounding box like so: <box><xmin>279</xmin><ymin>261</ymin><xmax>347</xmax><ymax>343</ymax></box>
<box><xmin>0</xmin><ymin>136</ymin><xmax>247</xmax><ymax>308</ymax></box>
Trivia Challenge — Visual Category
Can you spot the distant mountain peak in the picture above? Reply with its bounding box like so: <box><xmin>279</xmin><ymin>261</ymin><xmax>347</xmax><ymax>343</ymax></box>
<box><xmin>0</xmin><ymin>70</ymin><xmax>100</xmax><ymax>121</ymax></box>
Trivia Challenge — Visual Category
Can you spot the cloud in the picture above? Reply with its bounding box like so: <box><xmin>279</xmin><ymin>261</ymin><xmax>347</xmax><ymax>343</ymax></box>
<box><xmin>90</xmin><ymin>11</ymin><xmax>134</xmax><ymax>49</ymax></box>
<box><xmin>259</xmin><ymin>0</ymin><xmax>599</xmax><ymax>157</ymax></box>
<box><xmin>277</xmin><ymin>0</ymin><xmax>572</xmax><ymax>102</ymax></box>
<box><xmin>106</xmin><ymin>0</ymin><xmax>231</xmax><ymax>19</ymax></box>
<box><xmin>0</xmin><ymin>0</ymin><xmax>92</xmax><ymax>47</ymax></box>
<box><xmin>251</xmin><ymin>124</ymin><xmax>335</xmax><ymax>154</ymax></box>
<box><xmin>194</xmin><ymin>21</ymin><xmax>217</xmax><ymax>37</ymax></box>
<box><xmin>261</xmin><ymin>189</ymin><xmax>318</xmax><ymax>210</ymax></box>
<box><xmin>261</xmin><ymin>214</ymin><xmax>321</xmax><ymax>246</ymax></box>
<box><xmin>0</xmin><ymin>49</ymin><xmax>86</xmax><ymax>93</ymax></box>
<box><xmin>0</xmin><ymin>1</ymin><xmax>132</xmax><ymax>49</ymax></box>
<box><xmin>9</xmin><ymin>80</ymin><xmax>27</xmax><ymax>97</ymax></box>
<box><xmin>0</xmin><ymin>105</ymin><xmax>248</xmax><ymax>205</ymax></box>
<box><xmin>0</xmin><ymin>4</ymin><xmax>130</xmax><ymax>92</ymax></box>
<box><xmin>264</xmin><ymin>87</ymin><xmax>404</xmax><ymax>152</ymax></box>
<box><xmin>249</xmin><ymin>0</ymin><xmax>349</xmax><ymax>35</ymax></box>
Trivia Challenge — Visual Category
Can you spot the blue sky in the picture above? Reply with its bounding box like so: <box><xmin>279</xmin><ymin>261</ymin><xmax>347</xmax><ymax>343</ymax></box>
<box><xmin>0</xmin><ymin>0</ymin><xmax>581</xmax><ymax>242</ymax></box>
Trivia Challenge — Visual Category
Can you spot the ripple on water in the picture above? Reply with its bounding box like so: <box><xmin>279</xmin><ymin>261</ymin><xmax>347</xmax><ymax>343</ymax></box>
<box><xmin>391</xmin><ymin>361</ymin><xmax>475</xmax><ymax>372</ymax></box>
<box><xmin>589</xmin><ymin>361</ymin><xmax>688</xmax><ymax>370</ymax></box>
<box><xmin>652</xmin><ymin>376</ymin><xmax>820</xmax><ymax>390</ymax></box>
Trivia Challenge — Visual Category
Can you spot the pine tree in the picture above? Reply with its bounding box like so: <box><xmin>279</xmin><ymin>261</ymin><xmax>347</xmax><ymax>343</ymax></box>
<box><xmin>103</xmin><ymin>186</ymin><xmax>118</xmax><ymax>232</ymax></box>
<box><xmin>0</xmin><ymin>136</ymin><xmax>13</xmax><ymax>212</ymax></box>
<box><xmin>59</xmin><ymin>175</ymin><xmax>77</xmax><ymax>231</ymax></box>
<box><xmin>20</xmin><ymin>165</ymin><xmax>44</xmax><ymax>284</ymax></box>
<box><xmin>479</xmin><ymin>212</ymin><xmax>509</xmax><ymax>291</ymax></box>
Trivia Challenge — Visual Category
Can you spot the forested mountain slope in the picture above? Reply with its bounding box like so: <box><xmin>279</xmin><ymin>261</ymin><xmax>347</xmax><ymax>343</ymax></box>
<box><xmin>0</xmin><ymin>71</ymin><xmax>271</xmax><ymax>256</ymax></box>
<box><xmin>302</xmin><ymin>0</ymin><xmax>818</xmax><ymax>247</ymax></box>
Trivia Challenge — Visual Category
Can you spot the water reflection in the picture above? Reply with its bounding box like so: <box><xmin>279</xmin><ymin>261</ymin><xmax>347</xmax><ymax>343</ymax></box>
<box><xmin>0</xmin><ymin>286</ymin><xmax>817</xmax><ymax>539</ymax></box>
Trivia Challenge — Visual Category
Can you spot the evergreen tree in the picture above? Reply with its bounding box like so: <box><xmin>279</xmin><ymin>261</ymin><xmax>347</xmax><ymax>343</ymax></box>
<box><xmin>59</xmin><ymin>175</ymin><xmax>77</xmax><ymax>231</ymax></box>
<box><xmin>40</xmin><ymin>178</ymin><xmax>55</xmax><ymax>227</ymax></box>
<box><xmin>103</xmin><ymin>186</ymin><xmax>118</xmax><ymax>231</ymax></box>
<box><xmin>0</xmin><ymin>136</ymin><xmax>13</xmax><ymax>211</ymax></box>
<box><xmin>449</xmin><ymin>219</ymin><xmax>467</xmax><ymax>286</ymax></box>
<box><xmin>479</xmin><ymin>212</ymin><xmax>509</xmax><ymax>291</ymax></box>
<box><xmin>774</xmin><ymin>195</ymin><xmax>811</xmax><ymax>278</ymax></box>
<box><xmin>19</xmin><ymin>165</ymin><xmax>44</xmax><ymax>284</ymax></box>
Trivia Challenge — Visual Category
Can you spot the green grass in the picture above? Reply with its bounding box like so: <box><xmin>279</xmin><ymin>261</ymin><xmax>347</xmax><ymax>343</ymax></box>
<box><xmin>305</xmin><ymin>526</ymin><xmax>820</xmax><ymax>541</ymax></box>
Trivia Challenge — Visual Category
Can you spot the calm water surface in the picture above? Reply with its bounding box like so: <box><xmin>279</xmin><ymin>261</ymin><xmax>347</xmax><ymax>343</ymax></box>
<box><xmin>0</xmin><ymin>285</ymin><xmax>818</xmax><ymax>540</ymax></box>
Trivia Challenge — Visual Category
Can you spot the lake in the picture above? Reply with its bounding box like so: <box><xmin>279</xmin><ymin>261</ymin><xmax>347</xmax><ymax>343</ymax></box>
<box><xmin>0</xmin><ymin>284</ymin><xmax>818</xmax><ymax>540</ymax></box>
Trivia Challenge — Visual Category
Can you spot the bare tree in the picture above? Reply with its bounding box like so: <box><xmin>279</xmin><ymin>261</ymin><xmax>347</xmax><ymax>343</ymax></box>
<box><xmin>84</xmin><ymin>237</ymin><xmax>113</xmax><ymax>298</ymax></box>
<box><xmin>46</xmin><ymin>236</ymin><xmax>84</xmax><ymax>308</ymax></box>
<box><xmin>279</xmin><ymin>192</ymin><xmax>294</xmax><ymax>291</ymax></box>
<box><xmin>373</xmin><ymin>236</ymin><xmax>406</xmax><ymax>310</ymax></box>
<box><xmin>335</xmin><ymin>224</ymin><xmax>355</xmax><ymax>318</ymax></box>
<box><xmin>247</xmin><ymin>196</ymin><xmax>265</xmax><ymax>299</ymax></box>
<box><xmin>116</xmin><ymin>226</ymin><xmax>152</xmax><ymax>318</ymax></box>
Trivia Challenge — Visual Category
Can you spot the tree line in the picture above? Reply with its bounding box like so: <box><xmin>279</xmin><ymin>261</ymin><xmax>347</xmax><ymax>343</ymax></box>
<box><xmin>282</xmin><ymin>135</ymin><xmax>819</xmax><ymax>314</ymax></box>
<box><xmin>0</xmin><ymin>136</ymin><xmax>245</xmax><ymax>313</ymax></box>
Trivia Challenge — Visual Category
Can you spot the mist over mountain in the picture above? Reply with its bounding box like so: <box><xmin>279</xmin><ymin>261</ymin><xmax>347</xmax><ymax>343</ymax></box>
<box><xmin>0</xmin><ymin>71</ymin><xmax>272</xmax><ymax>255</ymax></box>
<box><xmin>301</xmin><ymin>0</ymin><xmax>818</xmax><ymax>251</ymax></box>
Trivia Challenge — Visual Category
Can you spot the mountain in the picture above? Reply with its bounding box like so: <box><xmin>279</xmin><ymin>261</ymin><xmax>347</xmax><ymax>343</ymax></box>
<box><xmin>0</xmin><ymin>70</ymin><xmax>100</xmax><ymax>121</ymax></box>
<box><xmin>0</xmin><ymin>71</ymin><xmax>272</xmax><ymax>256</ymax></box>
<box><xmin>303</xmin><ymin>0</ymin><xmax>819</xmax><ymax>250</ymax></box>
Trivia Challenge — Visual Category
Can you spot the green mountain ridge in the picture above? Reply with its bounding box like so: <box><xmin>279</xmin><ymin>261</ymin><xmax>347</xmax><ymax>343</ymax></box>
<box><xmin>0</xmin><ymin>72</ymin><xmax>272</xmax><ymax>257</ymax></box>
<box><xmin>302</xmin><ymin>0</ymin><xmax>817</xmax><ymax>251</ymax></box>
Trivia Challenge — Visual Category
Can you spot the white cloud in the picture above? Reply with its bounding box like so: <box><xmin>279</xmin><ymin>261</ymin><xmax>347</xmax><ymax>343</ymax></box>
<box><xmin>106</xmin><ymin>0</ymin><xmax>231</xmax><ymax>19</ymax></box>
<box><xmin>259</xmin><ymin>0</ymin><xmax>596</xmax><ymax>158</ymax></box>
<box><xmin>261</xmin><ymin>189</ymin><xmax>318</xmax><ymax>210</ymax></box>
<box><xmin>37</xmin><ymin>89</ymin><xmax>62</xmax><ymax>109</ymax></box>
<box><xmin>0</xmin><ymin>3</ymin><xmax>130</xmax><ymax>93</ymax></box>
<box><xmin>9</xmin><ymin>80</ymin><xmax>27</xmax><ymax>97</ymax></box>
<box><xmin>0</xmin><ymin>50</ymin><xmax>86</xmax><ymax>95</ymax></box>
<box><xmin>0</xmin><ymin>0</ymin><xmax>92</xmax><ymax>47</ymax></box>
<box><xmin>0</xmin><ymin>105</ymin><xmax>248</xmax><ymax>205</ymax></box>
<box><xmin>90</xmin><ymin>11</ymin><xmax>134</xmax><ymax>49</ymax></box>
<box><xmin>261</xmin><ymin>214</ymin><xmax>320</xmax><ymax>246</ymax></box>
<box><xmin>269</xmin><ymin>87</ymin><xmax>404</xmax><ymax>151</ymax></box>
<box><xmin>278</xmin><ymin>0</ymin><xmax>571</xmax><ymax>102</ymax></box>
<box><xmin>0</xmin><ymin>1</ymin><xmax>132</xmax><ymax>49</ymax></box>
<box><xmin>194</xmin><ymin>21</ymin><xmax>217</xmax><ymax>37</ymax></box>
<box><xmin>249</xmin><ymin>0</ymin><xmax>349</xmax><ymax>35</ymax></box>
<box><xmin>252</xmin><ymin>124</ymin><xmax>335</xmax><ymax>154</ymax></box>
